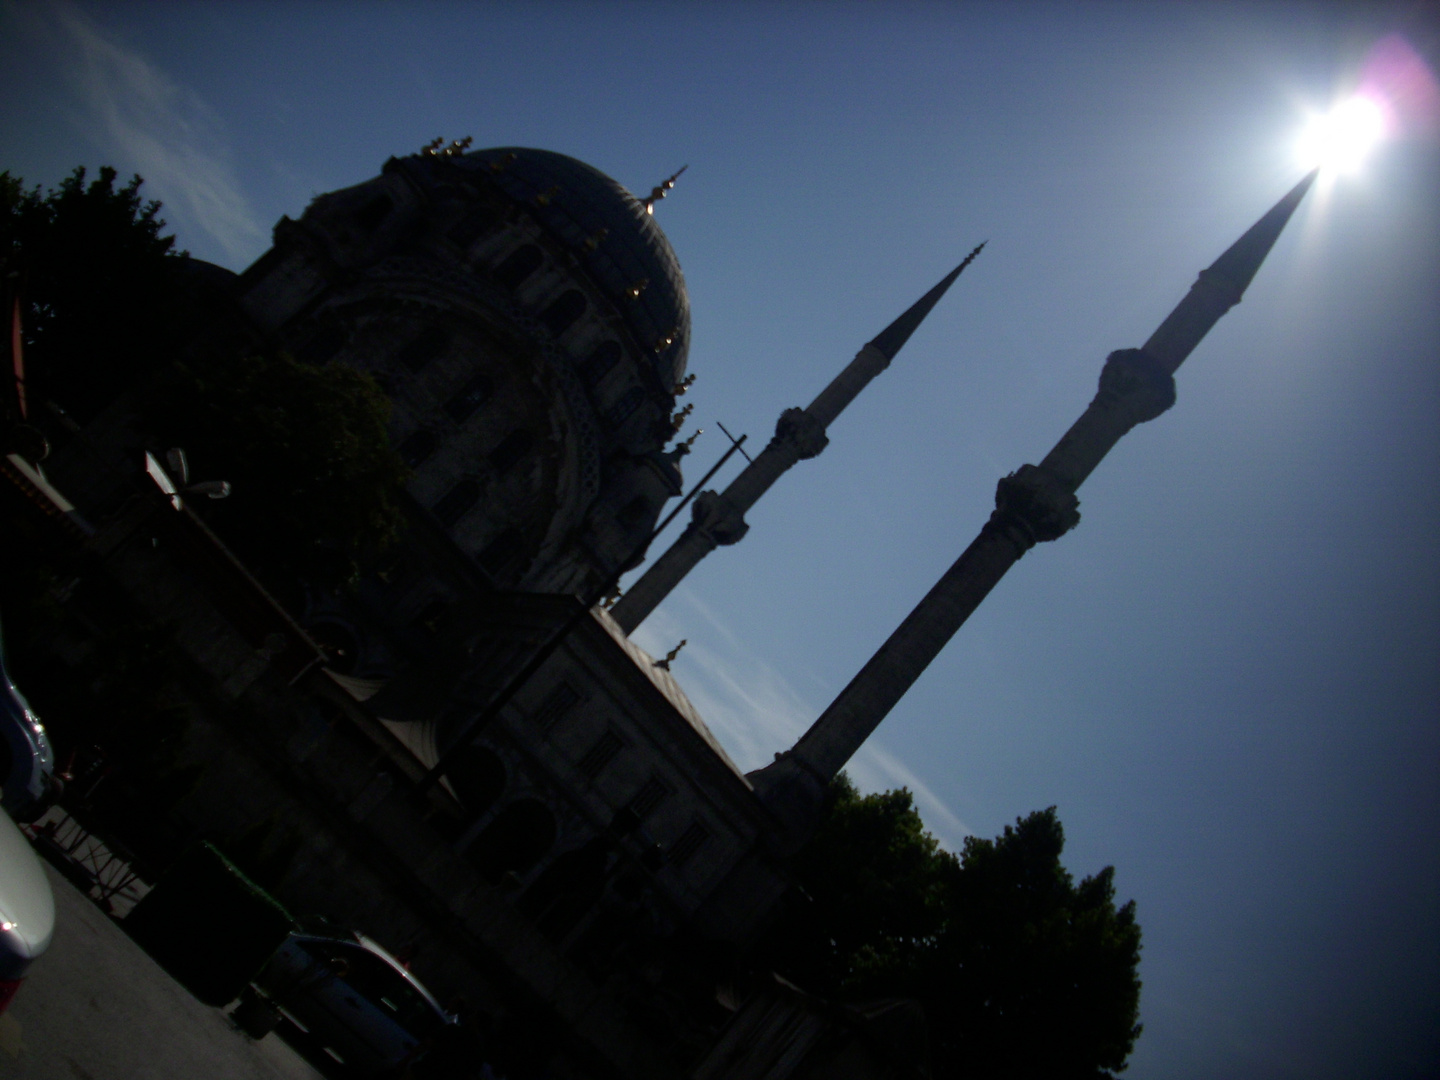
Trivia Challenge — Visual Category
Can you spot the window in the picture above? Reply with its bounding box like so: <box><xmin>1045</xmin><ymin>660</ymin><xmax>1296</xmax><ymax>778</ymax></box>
<box><xmin>488</xmin><ymin>429</ymin><xmax>534</xmax><ymax>475</ymax></box>
<box><xmin>477</xmin><ymin>527</ymin><xmax>522</xmax><ymax>576</ymax></box>
<box><xmin>579</xmin><ymin>341</ymin><xmax>621</xmax><ymax>386</ymax></box>
<box><xmin>398</xmin><ymin>326</ymin><xmax>449</xmax><ymax>372</ymax></box>
<box><xmin>468</xmin><ymin>799</ymin><xmax>556</xmax><ymax>884</ymax></box>
<box><xmin>432</xmin><ymin>480</ymin><xmax>479</xmax><ymax>527</ymax></box>
<box><xmin>444</xmin><ymin>744</ymin><xmax>506</xmax><ymax>815</ymax></box>
<box><xmin>539</xmin><ymin>290</ymin><xmax>587</xmax><ymax>337</ymax></box>
<box><xmin>603</xmin><ymin>387</ymin><xmax>645</xmax><ymax>428</ymax></box>
<box><xmin>354</xmin><ymin>193</ymin><xmax>393</xmax><ymax>232</ymax></box>
<box><xmin>532</xmin><ymin>682</ymin><xmax>580</xmax><ymax>733</ymax></box>
<box><xmin>447</xmin><ymin>207</ymin><xmax>498</xmax><ymax>249</ymax></box>
<box><xmin>617</xmin><ymin>496</ymin><xmax>652</xmax><ymax>528</ymax></box>
<box><xmin>398</xmin><ymin>430</ymin><xmax>437</xmax><ymax>468</ymax></box>
<box><xmin>520</xmin><ymin>838</ymin><xmax>610</xmax><ymax>941</ymax></box>
<box><xmin>577</xmin><ymin>729</ymin><xmax>623</xmax><ymax>779</ymax></box>
<box><xmin>626</xmin><ymin>775</ymin><xmax>672</xmax><ymax>820</ymax></box>
<box><xmin>493</xmin><ymin>244</ymin><xmax>542</xmax><ymax>291</ymax></box>
<box><xmin>668</xmin><ymin>822</ymin><xmax>710</xmax><ymax>868</ymax></box>
<box><xmin>444</xmin><ymin>372</ymin><xmax>494</xmax><ymax>422</ymax></box>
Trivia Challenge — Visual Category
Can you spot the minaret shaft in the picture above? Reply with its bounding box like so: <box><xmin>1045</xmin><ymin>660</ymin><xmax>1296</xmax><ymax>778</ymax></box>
<box><xmin>753</xmin><ymin>171</ymin><xmax>1317</xmax><ymax>849</ymax></box>
<box><xmin>609</xmin><ymin>342</ymin><xmax>890</xmax><ymax>634</ymax></box>
<box><xmin>792</xmin><ymin>521</ymin><xmax>1020</xmax><ymax>780</ymax></box>
<box><xmin>610</xmin><ymin>246</ymin><xmax>984</xmax><ymax>635</ymax></box>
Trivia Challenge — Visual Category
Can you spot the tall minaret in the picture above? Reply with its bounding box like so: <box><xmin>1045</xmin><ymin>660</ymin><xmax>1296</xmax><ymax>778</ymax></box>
<box><xmin>750</xmin><ymin>170</ymin><xmax>1318</xmax><ymax>851</ymax></box>
<box><xmin>609</xmin><ymin>243</ymin><xmax>985</xmax><ymax>635</ymax></box>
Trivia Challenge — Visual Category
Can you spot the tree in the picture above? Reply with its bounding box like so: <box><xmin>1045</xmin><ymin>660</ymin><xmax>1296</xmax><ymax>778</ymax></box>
<box><xmin>2</xmin><ymin>167</ymin><xmax>407</xmax><ymax>590</ymax></box>
<box><xmin>148</xmin><ymin>349</ymin><xmax>408</xmax><ymax>590</ymax></box>
<box><xmin>1</xmin><ymin>166</ymin><xmax>186</xmax><ymax>421</ymax></box>
<box><xmin>760</xmin><ymin>776</ymin><xmax>1143</xmax><ymax>1080</ymax></box>
<box><xmin>922</xmin><ymin>808</ymin><xmax>1142</xmax><ymax>1079</ymax></box>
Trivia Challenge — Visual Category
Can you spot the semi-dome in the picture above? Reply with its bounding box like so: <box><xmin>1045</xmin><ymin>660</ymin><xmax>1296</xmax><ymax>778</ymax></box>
<box><xmin>453</xmin><ymin>147</ymin><xmax>690</xmax><ymax>391</ymax></box>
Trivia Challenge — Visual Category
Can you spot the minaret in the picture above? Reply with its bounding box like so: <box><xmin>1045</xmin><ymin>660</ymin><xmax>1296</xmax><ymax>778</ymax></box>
<box><xmin>750</xmin><ymin>170</ymin><xmax>1318</xmax><ymax>852</ymax></box>
<box><xmin>609</xmin><ymin>243</ymin><xmax>985</xmax><ymax>634</ymax></box>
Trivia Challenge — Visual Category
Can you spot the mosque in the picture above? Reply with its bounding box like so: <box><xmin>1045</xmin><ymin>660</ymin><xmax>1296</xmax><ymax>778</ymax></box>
<box><xmin>19</xmin><ymin>139</ymin><xmax>1312</xmax><ymax>1077</ymax></box>
<box><xmin>231</xmin><ymin>139</ymin><xmax>992</xmax><ymax>953</ymax></box>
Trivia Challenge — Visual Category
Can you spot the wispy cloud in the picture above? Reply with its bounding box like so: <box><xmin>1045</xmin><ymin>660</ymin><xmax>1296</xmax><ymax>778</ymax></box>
<box><xmin>633</xmin><ymin>587</ymin><xmax>973</xmax><ymax>849</ymax></box>
<box><xmin>18</xmin><ymin>2</ymin><xmax>266</xmax><ymax>264</ymax></box>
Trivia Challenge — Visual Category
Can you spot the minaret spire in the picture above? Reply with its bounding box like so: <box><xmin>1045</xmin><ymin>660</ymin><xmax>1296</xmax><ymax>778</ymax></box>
<box><xmin>749</xmin><ymin>173</ymin><xmax>1317</xmax><ymax>853</ymax></box>
<box><xmin>608</xmin><ymin>244</ymin><xmax>985</xmax><ymax>635</ymax></box>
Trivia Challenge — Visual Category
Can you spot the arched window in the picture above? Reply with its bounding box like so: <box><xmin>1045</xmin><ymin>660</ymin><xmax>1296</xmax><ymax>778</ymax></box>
<box><xmin>478</xmin><ymin>527</ymin><xmax>523</xmax><ymax>576</ymax></box>
<box><xmin>539</xmin><ymin>290</ymin><xmax>587</xmax><ymax>337</ymax></box>
<box><xmin>411</xmin><ymin>598</ymin><xmax>451</xmax><ymax>634</ymax></box>
<box><xmin>488</xmin><ymin>429</ymin><xmax>534</xmax><ymax>476</ymax></box>
<box><xmin>444</xmin><ymin>372</ymin><xmax>494</xmax><ymax>423</ymax></box>
<box><xmin>444</xmin><ymin>744</ymin><xmax>506</xmax><ymax>815</ymax></box>
<box><xmin>433</xmin><ymin>480</ymin><xmax>479</xmax><ymax>527</ymax></box>
<box><xmin>579</xmin><ymin>341</ymin><xmax>621</xmax><ymax>387</ymax></box>
<box><xmin>398</xmin><ymin>430</ymin><xmax>437</xmax><ymax>468</ymax></box>
<box><xmin>469</xmin><ymin>799</ymin><xmax>556</xmax><ymax>884</ymax></box>
<box><xmin>493</xmin><ymin>244</ymin><xmax>543</xmax><ymax>291</ymax></box>
<box><xmin>520</xmin><ymin>838</ymin><xmax>610</xmax><ymax>941</ymax></box>
<box><xmin>398</xmin><ymin>326</ymin><xmax>449</xmax><ymax>372</ymax></box>
<box><xmin>297</xmin><ymin>326</ymin><xmax>347</xmax><ymax>364</ymax></box>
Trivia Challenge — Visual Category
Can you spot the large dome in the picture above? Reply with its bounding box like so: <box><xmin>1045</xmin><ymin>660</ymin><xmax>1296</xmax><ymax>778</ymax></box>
<box><xmin>454</xmin><ymin>147</ymin><xmax>690</xmax><ymax>391</ymax></box>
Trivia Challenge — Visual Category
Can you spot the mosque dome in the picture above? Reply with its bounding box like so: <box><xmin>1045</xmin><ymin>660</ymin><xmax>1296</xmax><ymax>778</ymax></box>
<box><xmin>453</xmin><ymin>147</ymin><xmax>690</xmax><ymax>391</ymax></box>
<box><xmin>236</xmin><ymin>143</ymin><xmax>698</xmax><ymax>601</ymax></box>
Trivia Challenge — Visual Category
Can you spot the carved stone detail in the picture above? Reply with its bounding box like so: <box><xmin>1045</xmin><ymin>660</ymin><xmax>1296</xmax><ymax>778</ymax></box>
<box><xmin>771</xmin><ymin>407</ymin><xmax>830</xmax><ymax>460</ymax></box>
<box><xmin>1093</xmin><ymin>348</ymin><xmax>1177</xmax><ymax>430</ymax></box>
<box><xmin>990</xmin><ymin>463</ymin><xmax>1081</xmax><ymax>552</ymax></box>
<box><xmin>690</xmin><ymin>490</ymin><xmax>749</xmax><ymax>546</ymax></box>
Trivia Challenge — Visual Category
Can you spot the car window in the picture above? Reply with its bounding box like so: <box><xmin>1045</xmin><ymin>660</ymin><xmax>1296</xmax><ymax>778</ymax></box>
<box><xmin>302</xmin><ymin>941</ymin><xmax>443</xmax><ymax>1036</ymax></box>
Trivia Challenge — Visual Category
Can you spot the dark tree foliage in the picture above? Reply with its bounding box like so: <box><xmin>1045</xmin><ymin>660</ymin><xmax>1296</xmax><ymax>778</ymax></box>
<box><xmin>2</xmin><ymin>167</ymin><xmax>407</xmax><ymax>590</ymax></box>
<box><xmin>148</xmin><ymin>350</ymin><xmax>408</xmax><ymax>590</ymax></box>
<box><xmin>762</xmin><ymin>776</ymin><xmax>1143</xmax><ymax>1080</ymax></box>
<box><xmin>1</xmin><ymin>166</ymin><xmax>185</xmax><ymax>421</ymax></box>
<box><xmin>772</xmin><ymin>776</ymin><xmax>954</xmax><ymax>993</ymax></box>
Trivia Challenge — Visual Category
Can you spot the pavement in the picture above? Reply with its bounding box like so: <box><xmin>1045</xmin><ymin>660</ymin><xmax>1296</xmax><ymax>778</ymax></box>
<box><xmin>0</xmin><ymin>861</ymin><xmax>325</xmax><ymax>1080</ymax></box>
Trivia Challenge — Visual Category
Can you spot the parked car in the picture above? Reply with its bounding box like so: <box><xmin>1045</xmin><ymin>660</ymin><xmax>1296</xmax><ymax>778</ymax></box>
<box><xmin>0</xmin><ymin>615</ymin><xmax>56</xmax><ymax>821</ymax></box>
<box><xmin>0</xmin><ymin>804</ymin><xmax>56</xmax><ymax>1014</ymax></box>
<box><xmin>233</xmin><ymin>929</ymin><xmax>455</xmax><ymax>1075</ymax></box>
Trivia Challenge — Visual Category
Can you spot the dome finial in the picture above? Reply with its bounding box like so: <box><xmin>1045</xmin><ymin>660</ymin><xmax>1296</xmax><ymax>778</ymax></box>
<box><xmin>675</xmin><ymin>427</ymin><xmax>703</xmax><ymax>455</ymax></box>
<box><xmin>420</xmin><ymin>136</ymin><xmax>472</xmax><ymax>158</ymax></box>
<box><xmin>642</xmin><ymin>165</ymin><xmax>688</xmax><ymax>215</ymax></box>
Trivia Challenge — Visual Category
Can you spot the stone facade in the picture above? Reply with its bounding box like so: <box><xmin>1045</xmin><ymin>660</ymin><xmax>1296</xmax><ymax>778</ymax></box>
<box><xmin>13</xmin><ymin>145</ymin><xmax>801</xmax><ymax>1079</ymax></box>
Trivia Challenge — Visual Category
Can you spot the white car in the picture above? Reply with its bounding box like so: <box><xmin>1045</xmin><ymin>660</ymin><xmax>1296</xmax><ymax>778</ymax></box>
<box><xmin>234</xmin><ymin>930</ymin><xmax>454</xmax><ymax>1075</ymax></box>
<box><xmin>0</xmin><ymin>804</ymin><xmax>56</xmax><ymax>1014</ymax></box>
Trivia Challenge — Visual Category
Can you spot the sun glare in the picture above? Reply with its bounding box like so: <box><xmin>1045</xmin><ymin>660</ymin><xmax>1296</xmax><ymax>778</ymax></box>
<box><xmin>1296</xmin><ymin>95</ymin><xmax>1388</xmax><ymax>174</ymax></box>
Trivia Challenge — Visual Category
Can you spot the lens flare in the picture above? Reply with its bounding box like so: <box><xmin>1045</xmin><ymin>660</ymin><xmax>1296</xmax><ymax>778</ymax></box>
<box><xmin>1296</xmin><ymin>95</ymin><xmax>1389</xmax><ymax>174</ymax></box>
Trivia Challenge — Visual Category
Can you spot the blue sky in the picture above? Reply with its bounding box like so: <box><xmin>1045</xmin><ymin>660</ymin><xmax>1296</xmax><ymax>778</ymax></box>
<box><xmin>3</xmin><ymin>2</ymin><xmax>1437</xmax><ymax>1076</ymax></box>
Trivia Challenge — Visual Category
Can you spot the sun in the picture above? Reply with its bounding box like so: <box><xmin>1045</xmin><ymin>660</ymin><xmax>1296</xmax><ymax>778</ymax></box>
<box><xmin>1296</xmin><ymin>95</ymin><xmax>1388</xmax><ymax>174</ymax></box>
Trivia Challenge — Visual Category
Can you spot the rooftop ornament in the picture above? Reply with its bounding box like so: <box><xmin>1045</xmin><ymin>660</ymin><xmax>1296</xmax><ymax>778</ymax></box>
<box><xmin>641</xmin><ymin>165</ymin><xmax>688</xmax><ymax>215</ymax></box>
<box><xmin>655</xmin><ymin>639</ymin><xmax>687</xmax><ymax>671</ymax></box>
<box><xmin>420</xmin><ymin>136</ymin><xmax>474</xmax><ymax>159</ymax></box>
